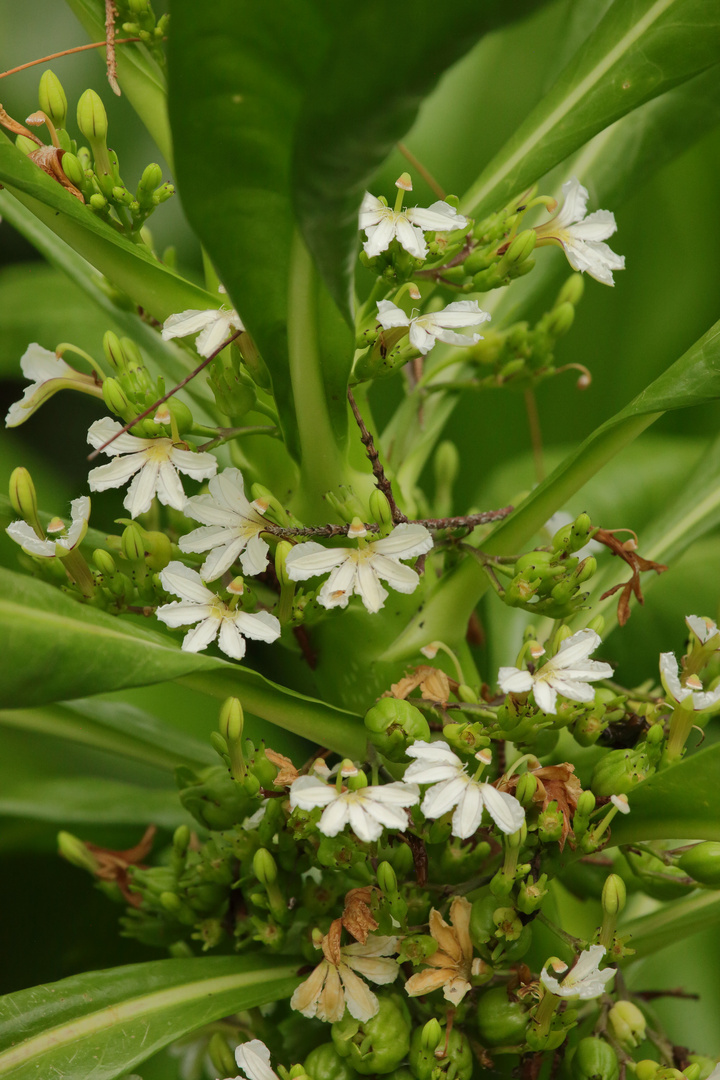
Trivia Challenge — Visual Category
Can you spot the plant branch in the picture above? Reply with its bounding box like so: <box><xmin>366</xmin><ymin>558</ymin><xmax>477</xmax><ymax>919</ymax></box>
<box><xmin>105</xmin><ymin>0</ymin><xmax>121</xmax><ymax>95</ymax></box>
<box><xmin>347</xmin><ymin>386</ymin><xmax>407</xmax><ymax>524</ymax></box>
<box><xmin>0</xmin><ymin>38</ymin><xmax>142</xmax><ymax>81</ymax></box>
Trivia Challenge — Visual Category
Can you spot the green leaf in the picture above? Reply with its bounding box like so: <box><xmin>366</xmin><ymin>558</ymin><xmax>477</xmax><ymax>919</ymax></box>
<box><xmin>0</xmin><ymin>136</ymin><xmax>215</xmax><ymax>323</ymax></box>
<box><xmin>462</xmin><ymin>0</ymin><xmax>720</xmax><ymax>218</ymax></box>
<box><xmin>383</xmin><ymin>315</ymin><xmax>720</xmax><ymax>660</ymax></box>
<box><xmin>608</xmin><ymin>743</ymin><xmax>720</xmax><ymax>846</ymax></box>
<box><xmin>0</xmin><ymin>700</ymin><xmax>213</xmax><ymax>771</ymax></box>
<box><xmin>63</xmin><ymin>0</ymin><xmax>173</xmax><ymax>165</ymax></box>
<box><xmin>619</xmin><ymin>891</ymin><xmax>720</xmax><ymax>963</ymax></box>
<box><xmin>292</xmin><ymin>0</ymin><xmax>549</xmax><ymax>316</ymax></box>
<box><xmin>0</xmin><ymin>567</ymin><xmax>364</xmax><ymax>756</ymax></box>
<box><xmin>0</xmin><ymin>955</ymin><xmax>300</xmax><ymax>1080</ymax></box>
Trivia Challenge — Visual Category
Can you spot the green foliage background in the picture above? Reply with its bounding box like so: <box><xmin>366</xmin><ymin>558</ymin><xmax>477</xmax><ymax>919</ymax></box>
<box><xmin>1</xmin><ymin>0</ymin><xmax>720</xmax><ymax>1061</ymax></box>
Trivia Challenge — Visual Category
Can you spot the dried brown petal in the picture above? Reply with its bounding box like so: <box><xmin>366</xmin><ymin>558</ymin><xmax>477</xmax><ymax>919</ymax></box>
<box><xmin>85</xmin><ymin>824</ymin><xmax>156</xmax><ymax>907</ymax></box>
<box><xmin>265</xmin><ymin>748</ymin><xmax>299</xmax><ymax>786</ymax></box>
<box><xmin>342</xmin><ymin>886</ymin><xmax>379</xmax><ymax>943</ymax></box>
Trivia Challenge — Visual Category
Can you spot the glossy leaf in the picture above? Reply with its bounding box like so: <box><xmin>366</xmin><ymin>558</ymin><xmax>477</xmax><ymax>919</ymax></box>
<box><xmin>383</xmin><ymin>315</ymin><xmax>720</xmax><ymax>659</ymax></box>
<box><xmin>620</xmin><ymin>890</ymin><xmax>720</xmax><ymax>963</ymax></box>
<box><xmin>462</xmin><ymin>0</ymin><xmax>720</xmax><ymax>218</ymax></box>
<box><xmin>0</xmin><ymin>567</ymin><xmax>365</xmax><ymax>756</ymax></box>
<box><xmin>609</xmin><ymin>743</ymin><xmax>720</xmax><ymax>846</ymax></box>
<box><xmin>0</xmin><ymin>955</ymin><xmax>300</xmax><ymax>1080</ymax></box>
<box><xmin>292</xmin><ymin>0</ymin><xmax>548</xmax><ymax>316</ymax></box>
<box><xmin>63</xmin><ymin>0</ymin><xmax>173</xmax><ymax>164</ymax></box>
<box><xmin>0</xmin><ymin>699</ymin><xmax>213</xmax><ymax>771</ymax></box>
<box><xmin>0</xmin><ymin>135</ymin><xmax>215</xmax><ymax>323</ymax></box>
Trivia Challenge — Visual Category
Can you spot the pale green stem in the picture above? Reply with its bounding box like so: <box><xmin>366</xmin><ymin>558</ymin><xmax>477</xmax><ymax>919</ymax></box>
<box><xmin>56</xmin><ymin>343</ymin><xmax>106</xmax><ymax>380</ymax></box>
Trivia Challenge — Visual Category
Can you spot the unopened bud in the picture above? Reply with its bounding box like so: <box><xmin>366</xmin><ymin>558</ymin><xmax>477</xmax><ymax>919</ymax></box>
<box><xmin>58</xmin><ymin>830</ymin><xmax>100</xmax><ymax>873</ymax></box>
<box><xmin>102</xmin><ymin>377</ymin><xmax>132</xmax><ymax>417</ymax></box>
<box><xmin>576</xmin><ymin>791</ymin><xmax>596</xmax><ymax>818</ymax></box>
<box><xmin>515</xmin><ymin>772</ymin><xmax>538</xmax><ymax>807</ymax></box>
<box><xmin>9</xmin><ymin>467</ymin><xmax>40</xmax><ymax>533</ymax></box>
<box><xmin>15</xmin><ymin>134</ymin><xmax>37</xmax><ymax>155</ymax></box>
<box><xmin>173</xmin><ymin>824</ymin><xmax>190</xmax><ymax>857</ymax></box>
<box><xmin>138</xmin><ymin>162</ymin><xmax>162</xmax><ymax>194</ymax></box>
<box><xmin>253</xmin><ymin>847</ymin><xmax>278</xmax><ymax>886</ymax></box>
<box><xmin>76</xmin><ymin>88</ymin><xmax>108</xmax><ymax>142</ymax></box>
<box><xmin>602</xmin><ymin>874</ymin><xmax>626</xmax><ymax>916</ymax></box>
<box><xmin>556</xmin><ymin>273</ymin><xmax>585</xmax><ymax>308</ymax></box>
<box><xmin>219</xmin><ymin>697</ymin><xmax>244</xmax><ymax>742</ymax></box>
<box><xmin>500</xmin><ymin>229</ymin><xmax>536</xmax><ymax>268</ymax></box>
<box><xmin>92</xmin><ymin>548</ymin><xmax>116</xmax><ymax>575</ymax></box>
<box><xmin>143</xmin><ymin>530</ymin><xmax>172</xmax><ymax>572</ymax></box>
<box><xmin>368</xmin><ymin>488</ymin><xmax>393</xmax><ymax>529</ymax></box>
<box><xmin>420</xmin><ymin>1018</ymin><xmax>443</xmax><ymax>1052</ymax></box>
<box><xmin>207</xmin><ymin>1032</ymin><xmax>236</xmax><ymax>1078</ymax></box>
<box><xmin>587</xmin><ymin>614</ymin><xmax>605</xmax><ymax>636</ymax></box>
<box><xmin>275</xmin><ymin>540</ymin><xmax>293</xmax><ymax>587</ymax></box>
<box><xmin>377</xmin><ymin>861</ymin><xmax>397</xmax><ymax>895</ymax></box>
<box><xmin>38</xmin><ymin>70</ymin><xmax>67</xmax><ymax>129</ymax></box>
<box><xmin>546</xmin><ymin>300</ymin><xmax>575</xmax><ymax>338</ymax></box>
<box><xmin>102</xmin><ymin>331</ymin><xmax>127</xmax><ymax>372</ymax></box>
<box><xmin>121</xmin><ymin>523</ymin><xmax>146</xmax><ymax>562</ymax></box>
<box><xmin>608</xmin><ymin>1000</ymin><xmax>646</xmax><ymax>1050</ymax></box>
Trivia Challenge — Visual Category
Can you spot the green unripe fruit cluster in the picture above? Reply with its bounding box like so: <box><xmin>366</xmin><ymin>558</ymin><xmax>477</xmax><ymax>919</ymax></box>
<box><xmin>364</xmin><ymin>699</ymin><xmax>430</xmax><ymax>762</ymax></box>
<box><xmin>332</xmin><ymin>996</ymin><xmax>411</xmax><ymax>1074</ymax></box>
<box><xmin>409</xmin><ymin>1027</ymin><xmax>473</xmax><ymax>1080</ymax></box>
<box><xmin>475</xmin><ymin>986</ymin><xmax>528</xmax><ymax>1047</ymax></box>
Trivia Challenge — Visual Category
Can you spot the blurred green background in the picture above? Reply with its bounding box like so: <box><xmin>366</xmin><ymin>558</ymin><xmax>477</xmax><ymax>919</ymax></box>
<box><xmin>1</xmin><ymin>0</ymin><xmax>720</xmax><ymax>1056</ymax></box>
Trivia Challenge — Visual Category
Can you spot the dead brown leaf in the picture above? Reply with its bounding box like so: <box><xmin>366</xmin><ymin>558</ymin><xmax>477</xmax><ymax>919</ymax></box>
<box><xmin>342</xmin><ymin>886</ymin><xmax>379</xmax><ymax>943</ymax></box>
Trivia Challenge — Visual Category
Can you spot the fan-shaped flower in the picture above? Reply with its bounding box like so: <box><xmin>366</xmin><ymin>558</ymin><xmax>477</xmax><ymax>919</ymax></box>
<box><xmin>156</xmin><ymin>561</ymin><xmax>280</xmax><ymax>659</ymax></box>
<box><xmin>540</xmin><ymin>945</ymin><xmax>615</xmax><ymax>1000</ymax></box>
<box><xmin>284</xmin><ymin>523</ymin><xmax>432</xmax><ymax>614</ymax></box>
<box><xmin>659</xmin><ymin>652</ymin><xmax>720</xmax><ymax>711</ymax></box>
<box><xmin>6</xmin><ymin>496</ymin><xmax>90</xmax><ymax>558</ymax></box>
<box><xmin>230</xmin><ymin>1040</ymin><xmax>278</xmax><ymax>1080</ymax></box>
<box><xmin>376</xmin><ymin>300</ymin><xmax>490</xmax><ymax>356</ymax></box>
<box><xmin>404</xmin><ymin>741</ymin><xmax>524</xmax><ymax>839</ymax></box>
<box><xmin>498</xmin><ymin>628</ymin><xmax>612</xmax><ymax>715</ymax></box>
<box><xmin>87</xmin><ymin>418</ymin><xmax>217</xmax><ymax>518</ymax></box>
<box><xmin>161</xmin><ymin>306</ymin><xmax>244</xmax><ymax>357</ymax></box>
<box><xmin>404</xmin><ymin>896</ymin><xmax>486</xmax><ymax>1005</ymax></box>
<box><xmin>535</xmin><ymin>177</ymin><xmax>625</xmax><ymax>285</ymax></box>
<box><xmin>179</xmin><ymin>468</ymin><xmax>269</xmax><ymax>581</ymax></box>
<box><xmin>291</xmin><ymin>919</ymin><xmax>399</xmax><ymax>1023</ymax></box>
<box><xmin>686</xmin><ymin>614</ymin><xmax>720</xmax><ymax>647</ymax></box>
<box><xmin>359</xmin><ymin>193</ymin><xmax>468</xmax><ymax>260</ymax></box>
<box><xmin>5</xmin><ymin>343</ymin><xmax>103</xmax><ymax>427</ymax></box>
<box><xmin>289</xmin><ymin>774</ymin><xmax>419</xmax><ymax>842</ymax></box>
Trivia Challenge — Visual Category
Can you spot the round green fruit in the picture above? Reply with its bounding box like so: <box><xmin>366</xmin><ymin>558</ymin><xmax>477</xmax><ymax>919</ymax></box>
<box><xmin>475</xmin><ymin>986</ymin><xmax>528</xmax><ymax>1047</ymax></box>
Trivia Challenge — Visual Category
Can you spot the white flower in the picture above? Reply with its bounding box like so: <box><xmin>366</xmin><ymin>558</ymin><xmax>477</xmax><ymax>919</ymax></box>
<box><xmin>87</xmin><ymin>417</ymin><xmax>217</xmax><ymax>518</ymax></box>
<box><xmin>155</xmin><ymin>561</ymin><xmax>280</xmax><ymax>659</ymax></box>
<box><xmin>179</xmin><ymin>468</ymin><xmax>269</xmax><ymax>581</ymax></box>
<box><xmin>231</xmin><ymin>1040</ymin><xmax>278</xmax><ymax>1080</ymax></box>
<box><xmin>5</xmin><ymin>343</ymin><xmax>103</xmax><ymax>427</ymax></box>
<box><xmin>284</xmin><ymin>523</ymin><xmax>433</xmax><ymax>614</ymax></box>
<box><xmin>359</xmin><ymin>193</ymin><xmax>468</xmax><ymax>260</ymax></box>
<box><xmin>540</xmin><ymin>945</ymin><xmax>615</xmax><ymax>1000</ymax></box>
<box><xmin>161</xmin><ymin>307</ymin><xmax>244</xmax><ymax>357</ymax></box>
<box><xmin>404</xmin><ymin>741</ymin><xmax>525</xmax><ymax>839</ymax></box>
<box><xmin>289</xmin><ymin>774</ymin><xmax>419</xmax><ymax>842</ymax></box>
<box><xmin>686</xmin><ymin>614</ymin><xmax>720</xmax><ymax>646</ymax></box>
<box><xmin>376</xmin><ymin>300</ymin><xmax>490</xmax><ymax>356</ymax></box>
<box><xmin>535</xmin><ymin>177</ymin><xmax>625</xmax><ymax>285</ymax></box>
<box><xmin>291</xmin><ymin>920</ymin><xmax>399</xmax><ymax>1023</ymax></box>
<box><xmin>659</xmin><ymin>652</ymin><xmax>720</xmax><ymax>711</ymax></box>
<box><xmin>498</xmin><ymin>628</ymin><xmax>612</xmax><ymax>715</ymax></box>
<box><xmin>6</xmin><ymin>496</ymin><xmax>90</xmax><ymax>557</ymax></box>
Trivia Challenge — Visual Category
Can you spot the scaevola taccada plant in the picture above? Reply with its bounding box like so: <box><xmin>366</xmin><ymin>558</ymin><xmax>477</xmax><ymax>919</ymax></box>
<box><xmin>3</xmin><ymin>3</ymin><xmax>720</xmax><ymax>1079</ymax></box>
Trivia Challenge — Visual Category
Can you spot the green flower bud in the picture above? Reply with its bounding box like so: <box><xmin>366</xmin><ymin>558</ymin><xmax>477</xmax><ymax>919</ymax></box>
<box><xmin>514</xmin><ymin>550</ymin><xmax>556</xmax><ymax>580</ymax></box>
<box><xmin>331</xmin><ymin>995</ymin><xmax>410</xmax><ymax>1074</ymax></box>
<box><xmin>602</xmin><ymin>874</ymin><xmax>627</xmax><ymax>916</ymax></box>
<box><xmin>555</xmin><ymin>272</ymin><xmax>585</xmax><ymax>307</ymax></box>
<box><xmin>102</xmin><ymin>377</ymin><xmax>132</xmax><ymax>417</ymax></box>
<box><xmin>102</xmin><ymin>331</ymin><xmax>127</xmax><ymax>372</ymax></box>
<box><xmin>121</xmin><ymin>523</ymin><xmax>146</xmax><ymax>563</ymax></box>
<box><xmin>364</xmin><ymin>698</ymin><xmax>430</xmax><ymax>762</ymax></box>
<box><xmin>60</xmin><ymin>152</ymin><xmax>85</xmax><ymax>189</ymax></box>
<box><xmin>275</xmin><ymin>540</ymin><xmax>294</xmax><ymax>587</ymax></box>
<box><xmin>409</xmin><ymin>1027</ymin><xmax>473</xmax><ymax>1080</ymax></box>
<box><xmin>39</xmin><ymin>69</ymin><xmax>68</xmax><ymax>128</ymax></box>
<box><xmin>678</xmin><ymin>841</ymin><xmax>720</xmax><ymax>886</ymax></box>
<box><xmin>137</xmin><ymin>162</ymin><xmax>162</xmax><ymax>195</ymax></box>
<box><xmin>57</xmin><ymin>830</ymin><xmax>100</xmax><ymax>874</ymax></box>
<box><xmin>608</xmin><ymin>1000</ymin><xmax>647</xmax><ymax>1050</ymax></box>
<box><xmin>208</xmin><ymin>1032</ymin><xmax>236</xmax><ymax>1078</ymax></box>
<box><xmin>92</xmin><ymin>548</ymin><xmax>116</xmax><ymax>575</ymax></box>
<box><xmin>219</xmin><ymin>696</ymin><xmax>244</xmax><ymax>742</ymax></box>
<box><xmin>456</xmin><ymin>683</ymin><xmax>479</xmax><ymax>703</ymax></box>
<box><xmin>687</xmin><ymin>1056</ymin><xmax>719</xmax><ymax>1080</ymax></box>
<box><xmin>177</xmin><ymin>764</ymin><xmax>254</xmax><ymax>830</ymax></box>
<box><xmin>15</xmin><ymin>134</ymin><xmax>37</xmax><ymax>156</ymax></box>
<box><xmin>500</xmin><ymin>229</ymin><xmax>536</xmax><ymax>268</ymax></box>
<box><xmin>9</xmin><ymin>467</ymin><xmax>41</xmax><ymax>534</ymax></box>
<box><xmin>377</xmin><ymin>861</ymin><xmax>397</xmax><ymax>895</ymax></box>
<box><xmin>635</xmin><ymin>1062</ymin><xmax>660</xmax><ymax>1080</ymax></box>
<box><xmin>346</xmin><ymin>769</ymin><xmax>368</xmax><ymax>791</ymax></box>
<box><xmin>576</xmin><ymin>790</ymin><xmax>596</xmax><ymax>817</ymax></box>
<box><xmin>573</xmin><ymin>712</ymin><xmax>607</xmax><ymax>747</ymax></box>
<box><xmin>587</xmin><ymin>614</ymin><xmax>605</xmax><ymax>635</ymax></box>
<box><xmin>475</xmin><ymin>986</ymin><xmax>528</xmax><ymax>1048</ymax></box>
<box><xmin>303</xmin><ymin>1043</ymin><xmax>355</xmax><ymax>1080</ymax></box>
<box><xmin>173</xmin><ymin>824</ymin><xmax>190</xmax><ymax>858</ymax></box>
<box><xmin>77</xmin><ymin>88</ymin><xmax>108</xmax><ymax>142</ymax></box>
<box><xmin>515</xmin><ymin>772</ymin><xmax>538</xmax><ymax>807</ymax></box>
<box><xmin>420</xmin><ymin>1018</ymin><xmax>442</xmax><ymax>1052</ymax></box>
<box><xmin>89</xmin><ymin>193</ymin><xmax>108</xmax><ymax>211</ymax></box>
<box><xmin>253</xmin><ymin>847</ymin><xmax>278</xmax><ymax>886</ymax></box>
<box><xmin>368</xmin><ymin>489</ymin><xmax>393</xmax><ymax>530</ymax></box>
<box><xmin>572</xmin><ymin>1037</ymin><xmax>619</xmax><ymax>1080</ymax></box>
<box><xmin>142</xmin><ymin>529</ymin><xmax>172</xmax><ymax>572</ymax></box>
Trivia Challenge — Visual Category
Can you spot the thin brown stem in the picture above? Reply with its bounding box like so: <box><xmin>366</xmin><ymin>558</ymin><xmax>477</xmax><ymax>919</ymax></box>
<box><xmin>105</xmin><ymin>0</ymin><xmax>121</xmax><ymax>95</ymax></box>
<box><xmin>347</xmin><ymin>386</ymin><xmax>407</xmax><ymax>524</ymax></box>
<box><xmin>524</xmin><ymin>386</ymin><xmax>545</xmax><ymax>483</ymax></box>
<box><xmin>0</xmin><ymin>39</ymin><xmax>142</xmax><ymax>81</ymax></box>
<box><xmin>87</xmin><ymin>330</ymin><xmax>244</xmax><ymax>460</ymax></box>
<box><xmin>397</xmin><ymin>142</ymin><xmax>446</xmax><ymax>199</ymax></box>
<box><xmin>261</xmin><ymin>506</ymin><xmax>513</xmax><ymax>539</ymax></box>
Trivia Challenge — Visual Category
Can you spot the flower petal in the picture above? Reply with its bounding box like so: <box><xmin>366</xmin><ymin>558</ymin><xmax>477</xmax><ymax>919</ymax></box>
<box><xmin>218</xmin><ymin>618</ymin><xmax>247</xmax><ymax>660</ymax></box>
<box><xmin>285</xmin><ymin>542</ymin><xmax>348</xmax><ymax>580</ymax></box>
<box><xmin>235</xmin><ymin>1040</ymin><xmax>277</xmax><ymax>1080</ymax></box>
<box><xmin>155</xmin><ymin>600</ymin><xmax>212</xmax><ymax>629</ymax></box>
<box><xmin>123</xmin><ymin>461</ymin><xmax>160</xmax><ymax>518</ymax></box>
<box><xmin>371</xmin><ymin>523</ymin><xmax>433</xmax><ymax>560</ymax></box>
<box><xmin>498</xmin><ymin>666</ymin><xmax>534</xmax><ymax>694</ymax></box>
<box><xmin>406</xmin><ymin>201</ymin><xmax>468</xmax><ymax>232</ymax></box>
<box><xmin>375</xmin><ymin>300</ymin><xmax>411</xmax><ymax>330</ymax></box>
<box><xmin>289</xmin><ymin>775</ymin><xmax>338</xmax><ymax>811</ymax></box>
<box><xmin>422</xmin><ymin>774</ymin><xmax>468</xmax><ymax>820</ymax></box>
<box><xmin>87</xmin><ymin>417</ymin><xmax>148</xmax><ymax>455</ymax></box>
<box><xmin>451</xmin><ymin>781</ymin><xmax>484</xmax><ymax>839</ymax></box>
<box><xmin>354</xmin><ymin>560</ymin><xmax>388</xmax><ymax>613</ymax></box>
<box><xmin>481</xmin><ymin>784</ymin><xmax>525</xmax><ymax>835</ymax></box>
<box><xmin>233</xmin><ymin>609</ymin><xmax>281</xmax><ymax>643</ymax></box>
<box><xmin>339</xmin><ymin>965</ymin><xmax>379</xmax><ymax>1022</ymax></box>
<box><xmin>181</xmin><ymin>616</ymin><xmax>220</xmax><ymax>653</ymax></box>
<box><xmin>160</xmin><ymin>561</ymin><xmax>215</xmax><ymax>604</ymax></box>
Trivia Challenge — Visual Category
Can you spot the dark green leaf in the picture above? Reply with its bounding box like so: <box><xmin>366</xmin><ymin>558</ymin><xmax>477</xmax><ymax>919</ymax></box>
<box><xmin>462</xmin><ymin>0</ymin><xmax>720</xmax><ymax>218</ymax></box>
<box><xmin>0</xmin><ymin>955</ymin><xmax>300</xmax><ymax>1080</ymax></box>
<box><xmin>620</xmin><ymin>891</ymin><xmax>720</xmax><ymax>962</ymax></box>
<box><xmin>0</xmin><ymin>567</ymin><xmax>365</xmax><ymax>756</ymax></box>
